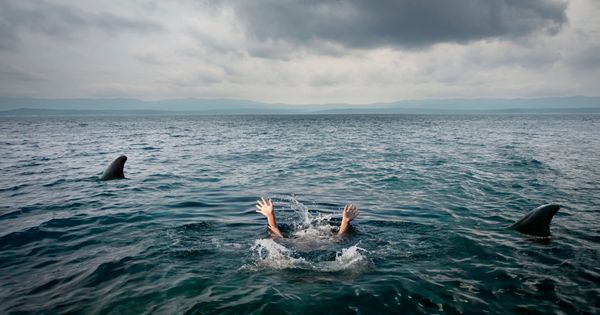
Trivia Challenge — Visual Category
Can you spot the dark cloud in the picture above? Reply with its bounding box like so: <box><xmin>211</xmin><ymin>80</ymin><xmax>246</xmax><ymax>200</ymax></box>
<box><xmin>0</xmin><ymin>0</ymin><xmax>163</xmax><ymax>49</ymax></box>
<box><xmin>229</xmin><ymin>0</ymin><xmax>568</xmax><ymax>50</ymax></box>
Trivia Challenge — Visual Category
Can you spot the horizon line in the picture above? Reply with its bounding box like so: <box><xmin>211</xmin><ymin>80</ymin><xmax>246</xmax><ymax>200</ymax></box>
<box><xmin>1</xmin><ymin>95</ymin><xmax>599</xmax><ymax>107</ymax></box>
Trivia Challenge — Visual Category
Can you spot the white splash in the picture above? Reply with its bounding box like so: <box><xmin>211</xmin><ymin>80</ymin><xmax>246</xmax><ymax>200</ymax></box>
<box><xmin>269</xmin><ymin>194</ymin><xmax>314</xmax><ymax>226</ymax></box>
<box><xmin>246</xmin><ymin>196</ymin><xmax>371</xmax><ymax>272</ymax></box>
<box><xmin>319</xmin><ymin>243</ymin><xmax>369</xmax><ymax>272</ymax></box>
<box><xmin>250</xmin><ymin>238</ymin><xmax>308</xmax><ymax>270</ymax></box>
<box><xmin>248</xmin><ymin>239</ymin><xmax>369</xmax><ymax>272</ymax></box>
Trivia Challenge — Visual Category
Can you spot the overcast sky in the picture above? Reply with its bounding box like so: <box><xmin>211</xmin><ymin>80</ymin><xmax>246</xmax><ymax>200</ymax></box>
<box><xmin>0</xmin><ymin>0</ymin><xmax>598</xmax><ymax>104</ymax></box>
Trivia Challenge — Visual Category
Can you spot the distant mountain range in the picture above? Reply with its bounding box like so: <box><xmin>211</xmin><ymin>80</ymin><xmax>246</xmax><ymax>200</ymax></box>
<box><xmin>0</xmin><ymin>96</ymin><xmax>599</xmax><ymax>115</ymax></box>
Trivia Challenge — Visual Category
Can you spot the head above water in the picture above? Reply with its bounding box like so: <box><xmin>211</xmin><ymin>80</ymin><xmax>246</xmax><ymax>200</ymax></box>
<box><xmin>100</xmin><ymin>155</ymin><xmax>127</xmax><ymax>180</ymax></box>
<box><xmin>511</xmin><ymin>204</ymin><xmax>560</xmax><ymax>237</ymax></box>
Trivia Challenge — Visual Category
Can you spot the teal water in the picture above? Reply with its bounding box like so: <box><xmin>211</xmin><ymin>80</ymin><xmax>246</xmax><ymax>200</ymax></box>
<box><xmin>0</xmin><ymin>115</ymin><xmax>599</xmax><ymax>314</ymax></box>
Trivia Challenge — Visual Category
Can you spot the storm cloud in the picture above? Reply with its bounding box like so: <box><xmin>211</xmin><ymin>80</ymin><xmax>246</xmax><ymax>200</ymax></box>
<box><xmin>0</xmin><ymin>0</ymin><xmax>597</xmax><ymax>103</ymax></box>
<box><xmin>0</xmin><ymin>0</ymin><xmax>163</xmax><ymax>49</ymax></box>
<box><xmin>230</xmin><ymin>0</ymin><xmax>568</xmax><ymax>49</ymax></box>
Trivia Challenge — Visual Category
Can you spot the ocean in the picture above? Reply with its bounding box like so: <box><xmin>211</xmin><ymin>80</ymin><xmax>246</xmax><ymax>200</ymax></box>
<box><xmin>1</xmin><ymin>114</ymin><xmax>599</xmax><ymax>314</ymax></box>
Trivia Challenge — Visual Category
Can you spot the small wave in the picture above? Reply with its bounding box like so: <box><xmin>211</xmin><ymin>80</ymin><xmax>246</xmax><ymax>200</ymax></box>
<box><xmin>0</xmin><ymin>183</ymin><xmax>30</xmax><ymax>192</ymax></box>
<box><xmin>509</xmin><ymin>158</ymin><xmax>543</xmax><ymax>167</ymax></box>
<box><xmin>169</xmin><ymin>248</ymin><xmax>214</xmax><ymax>259</ymax></box>
<box><xmin>366</xmin><ymin>219</ymin><xmax>435</xmax><ymax>231</ymax></box>
<box><xmin>20</xmin><ymin>161</ymin><xmax>43</xmax><ymax>167</ymax></box>
<box><xmin>0</xmin><ymin>227</ymin><xmax>62</xmax><ymax>250</ymax></box>
<box><xmin>169</xmin><ymin>201</ymin><xmax>218</xmax><ymax>209</ymax></box>
<box><xmin>81</xmin><ymin>256</ymin><xmax>141</xmax><ymax>288</ymax></box>
<box><xmin>42</xmin><ymin>178</ymin><xmax>68</xmax><ymax>187</ymax></box>
<box><xmin>0</xmin><ymin>211</ymin><xmax>152</xmax><ymax>246</ymax></box>
<box><xmin>0</xmin><ymin>201</ymin><xmax>93</xmax><ymax>220</ymax></box>
<box><xmin>380</xmin><ymin>176</ymin><xmax>401</xmax><ymax>183</ymax></box>
<box><xmin>142</xmin><ymin>173</ymin><xmax>183</xmax><ymax>182</ymax></box>
<box><xmin>178</xmin><ymin>222</ymin><xmax>212</xmax><ymax>231</ymax></box>
<box><xmin>190</xmin><ymin>177</ymin><xmax>220</xmax><ymax>183</ymax></box>
<box><xmin>28</xmin><ymin>273</ymin><xmax>79</xmax><ymax>295</ymax></box>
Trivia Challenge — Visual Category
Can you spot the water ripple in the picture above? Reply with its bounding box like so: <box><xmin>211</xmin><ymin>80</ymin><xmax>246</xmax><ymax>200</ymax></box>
<box><xmin>0</xmin><ymin>115</ymin><xmax>598</xmax><ymax>314</ymax></box>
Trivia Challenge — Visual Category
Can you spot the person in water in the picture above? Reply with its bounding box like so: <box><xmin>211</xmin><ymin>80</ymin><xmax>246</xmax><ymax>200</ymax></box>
<box><xmin>255</xmin><ymin>197</ymin><xmax>359</xmax><ymax>238</ymax></box>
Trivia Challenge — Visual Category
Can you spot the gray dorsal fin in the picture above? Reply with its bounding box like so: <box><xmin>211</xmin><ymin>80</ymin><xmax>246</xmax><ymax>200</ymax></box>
<box><xmin>511</xmin><ymin>204</ymin><xmax>560</xmax><ymax>237</ymax></box>
<box><xmin>100</xmin><ymin>155</ymin><xmax>127</xmax><ymax>180</ymax></box>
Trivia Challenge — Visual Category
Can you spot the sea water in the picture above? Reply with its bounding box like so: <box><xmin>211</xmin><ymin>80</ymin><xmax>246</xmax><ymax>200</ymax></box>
<box><xmin>0</xmin><ymin>114</ymin><xmax>599</xmax><ymax>314</ymax></box>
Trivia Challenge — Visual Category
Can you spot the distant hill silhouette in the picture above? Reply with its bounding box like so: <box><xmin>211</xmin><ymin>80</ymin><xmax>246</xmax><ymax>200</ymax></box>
<box><xmin>0</xmin><ymin>96</ymin><xmax>599</xmax><ymax>115</ymax></box>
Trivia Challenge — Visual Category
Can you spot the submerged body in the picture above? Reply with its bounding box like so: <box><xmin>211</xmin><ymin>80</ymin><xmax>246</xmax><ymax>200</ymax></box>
<box><xmin>256</xmin><ymin>198</ymin><xmax>358</xmax><ymax>238</ymax></box>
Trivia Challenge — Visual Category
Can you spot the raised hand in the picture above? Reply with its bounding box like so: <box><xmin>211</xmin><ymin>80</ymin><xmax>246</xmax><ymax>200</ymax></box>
<box><xmin>256</xmin><ymin>197</ymin><xmax>283</xmax><ymax>238</ymax></box>
<box><xmin>338</xmin><ymin>203</ymin><xmax>359</xmax><ymax>236</ymax></box>
<box><xmin>256</xmin><ymin>197</ymin><xmax>274</xmax><ymax>217</ymax></box>
<box><xmin>342</xmin><ymin>203</ymin><xmax>359</xmax><ymax>222</ymax></box>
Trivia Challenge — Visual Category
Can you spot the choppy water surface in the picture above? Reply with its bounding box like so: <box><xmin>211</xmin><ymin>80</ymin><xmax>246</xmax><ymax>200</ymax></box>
<box><xmin>1</xmin><ymin>115</ymin><xmax>599</xmax><ymax>314</ymax></box>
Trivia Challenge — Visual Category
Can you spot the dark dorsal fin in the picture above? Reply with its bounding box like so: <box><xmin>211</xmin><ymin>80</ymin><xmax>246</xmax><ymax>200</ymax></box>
<box><xmin>511</xmin><ymin>204</ymin><xmax>560</xmax><ymax>237</ymax></box>
<box><xmin>100</xmin><ymin>155</ymin><xmax>127</xmax><ymax>180</ymax></box>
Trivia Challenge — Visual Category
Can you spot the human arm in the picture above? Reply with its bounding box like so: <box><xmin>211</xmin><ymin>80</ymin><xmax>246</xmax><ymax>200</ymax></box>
<box><xmin>338</xmin><ymin>203</ymin><xmax>359</xmax><ymax>236</ymax></box>
<box><xmin>256</xmin><ymin>197</ymin><xmax>284</xmax><ymax>238</ymax></box>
